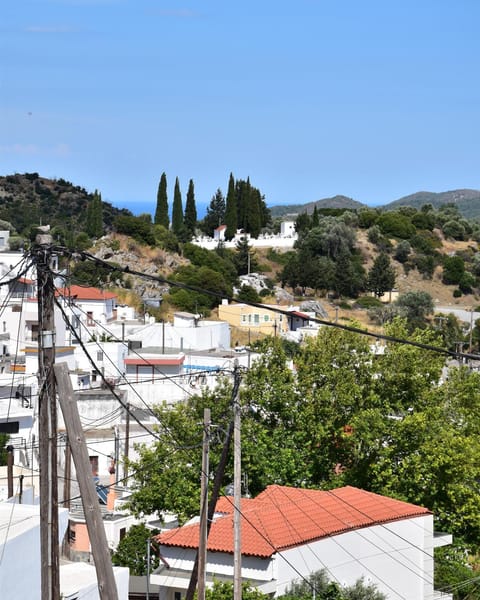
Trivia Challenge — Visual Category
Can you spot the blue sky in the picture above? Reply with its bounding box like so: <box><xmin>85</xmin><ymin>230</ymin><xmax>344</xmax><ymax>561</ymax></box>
<box><xmin>2</xmin><ymin>0</ymin><xmax>479</xmax><ymax>215</ymax></box>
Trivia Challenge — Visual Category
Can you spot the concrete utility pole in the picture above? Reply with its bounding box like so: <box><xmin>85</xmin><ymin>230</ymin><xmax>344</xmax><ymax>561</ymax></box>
<box><xmin>34</xmin><ymin>230</ymin><xmax>60</xmax><ymax>600</ymax></box>
<box><xmin>55</xmin><ymin>362</ymin><xmax>119</xmax><ymax>600</ymax></box>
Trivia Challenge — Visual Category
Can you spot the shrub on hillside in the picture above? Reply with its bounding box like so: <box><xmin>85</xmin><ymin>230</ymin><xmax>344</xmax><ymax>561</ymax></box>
<box><xmin>377</xmin><ymin>211</ymin><xmax>416</xmax><ymax>239</ymax></box>
<box><xmin>409</xmin><ymin>231</ymin><xmax>442</xmax><ymax>254</ymax></box>
<box><xmin>442</xmin><ymin>255</ymin><xmax>465</xmax><ymax>285</ymax></box>
<box><xmin>114</xmin><ymin>215</ymin><xmax>155</xmax><ymax>245</ymax></box>
<box><xmin>355</xmin><ymin>296</ymin><xmax>383</xmax><ymax>309</ymax></box>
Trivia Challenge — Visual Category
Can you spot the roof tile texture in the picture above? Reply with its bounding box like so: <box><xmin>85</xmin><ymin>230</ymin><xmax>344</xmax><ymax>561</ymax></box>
<box><xmin>158</xmin><ymin>485</ymin><xmax>430</xmax><ymax>558</ymax></box>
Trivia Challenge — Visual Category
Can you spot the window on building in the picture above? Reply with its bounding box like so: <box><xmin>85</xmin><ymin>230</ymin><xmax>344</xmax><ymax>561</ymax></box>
<box><xmin>2</xmin><ymin>322</ymin><xmax>5</xmax><ymax>333</ymax></box>
<box><xmin>119</xmin><ymin>527</ymin><xmax>126</xmax><ymax>541</ymax></box>
<box><xmin>174</xmin><ymin>593</ymin><xmax>183</xmax><ymax>600</ymax></box>
<box><xmin>264</xmin><ymin>314</ymin><xmax>269</xmax><ymax>322</ymax></box>
<box><xmin>254</xmin><ymin>314</ymin><xmax>260</xmax><ymax>324</ymax></box>
<box><xmin>241</xmin><ymin>314</ymin><xmax>247</xmax><ymax>324</ymax></box>
<box><xmin>97</xmin><ymin>351</ymin><xmax>104</xmax><ymax>362</ymax></box>
<box><xmin>89</xmin><ymin>455</ymin><xmax>99</xmax><ymax>476</ymax></box>
<box><xmin>87</xmin><ymin>311</ymin><xmax>94</xmax><ymax>326</ymax></box>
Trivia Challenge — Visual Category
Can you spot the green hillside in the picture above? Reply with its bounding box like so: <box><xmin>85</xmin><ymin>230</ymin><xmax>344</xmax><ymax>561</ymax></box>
<box><xmin>270</xmin><ymin>189</ymin><xmax>480</xmax><ymax>220</ymax></box>
<box><xmin>270</xmin><ymin>195</ymin><xmax>366</xmax><ymax>218</ymax></box>
<box><xmin>0</xmin><ymin>172</ymin><xmax>132</xmax><ymax>236</ymax></box>
<box><xmin>384</xmin><ymin>189</ymin><xmax>480</xmax><ymax>219</ymax></box>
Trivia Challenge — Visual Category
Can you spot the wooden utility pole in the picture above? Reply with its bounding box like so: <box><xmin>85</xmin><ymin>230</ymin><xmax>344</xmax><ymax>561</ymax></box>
<box><xmin>185</xmin><ymin>371</ymin><xmax>241</xmax><ymax>600</ymax></box>
<box><xmin>233</xmin><ymin>360</ymin><xmax>242</xmax><ymax>600</ymax></box>
<box><xmin>7</xmin><ymin>445</ymin><xmax>14</xmax><ymax>498</ymax></box>
<box><xmin>123</xmin><ymin>402</ymin><xmax>130</xmax><ymax>483</ymax></box>
<box><xmin>63</xmin><ymin>438</ymin><xmax>71</xmax><ymax>510</ymax></box>
<box><xmin>197</xmin><ymin>408</ymin><xmax>210</xmax><ymax>600</ymax></box>
<box><xmin>55</xmin><ymin>362</ymin><xmax>119</xmax><ymax>600</ymax></box>
<box><xmin>35</xmin><ymin>231</ymin><xmax>60</xmax><ymax>600</ymax></box>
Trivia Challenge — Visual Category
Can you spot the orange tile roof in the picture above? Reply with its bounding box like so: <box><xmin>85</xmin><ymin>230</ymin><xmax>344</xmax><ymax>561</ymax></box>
<box><xmin>56</xmin><ymin>285</ymin><xmax>117</xmax><ymax>301</ymax></box>
<box><xmin>157</xmin><ymin>485</ymin><xmax>431</xmax><ymax>558</ymax></box>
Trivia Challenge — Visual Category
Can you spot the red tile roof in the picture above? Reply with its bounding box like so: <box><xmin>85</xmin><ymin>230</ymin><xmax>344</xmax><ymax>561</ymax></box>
<box><xmin>56</xmin><ymin>285</ymin><xmax>117</xmax><ymax>301</ymax></box>
<box><xmin>157</xmin><ymin>485</ymin><xmax>430</xmax><ymax>558</ymax></box>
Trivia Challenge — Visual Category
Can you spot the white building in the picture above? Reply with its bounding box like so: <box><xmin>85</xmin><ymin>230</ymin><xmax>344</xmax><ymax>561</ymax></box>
<box><xmin>0</xmin><ymin>497</ymin><xmax>129</xmax><ymax>599</ymax></box>
<box><xmin>127</xmin><ymin>313</ymin><xmax>231</xmax><ymax>352</ymax></box>
<box><xmin>153</xmin><ymin>485</ymin><xmax>452</xmax><ymax>600</ymax></box>
<box><xmin>280</xmin><ymin>220</ymin><xmax>296</xmax><ymax>237</ymax></box>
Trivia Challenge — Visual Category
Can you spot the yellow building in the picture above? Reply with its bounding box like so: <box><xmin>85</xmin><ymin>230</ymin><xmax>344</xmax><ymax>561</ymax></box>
<box><xmin>218</xmin><ymin>300</ymin><xmax>289</xmax><ymax>336</ymax></box>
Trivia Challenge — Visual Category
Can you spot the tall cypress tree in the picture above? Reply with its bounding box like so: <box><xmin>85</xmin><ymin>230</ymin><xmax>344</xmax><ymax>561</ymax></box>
<box><xmin>155</xmin><ymin>172</ymin><xmax>169</xmax><ymax>228</ymax></box>
<box><xmin>172</xmin><ymin>177</ymin><xmax>184</xmax><ymax>236</ymax></box>
<box><xmin>224</xmin><ymin>173</ymin><xmax>237</xmax><ymax>240</ymax></box>
<box><xmin>86</xmin><ymin>190</ymin><xmax>103</xmax><ymax>238</ymax></box>
<box><xmin>235</xmin><ymin>178</ymin><xmax>251</xmax><ymax>231</ymax></box>
<box><xmin>247</xmin><ymin>186</ymin><xmax>262</xmax><ymax>238</ymax></box>
<box><xmin>184</xmin><ymin>179</ymin><xmax>197</xmax><ymax>240</ymax></box>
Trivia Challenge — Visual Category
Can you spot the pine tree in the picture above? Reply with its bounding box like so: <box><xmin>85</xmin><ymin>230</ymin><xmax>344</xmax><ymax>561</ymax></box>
<box><xmin>224</xmin><ymin>173</ymin><xmax>237</xmax><ymax>240</ymax></box>
<box><xmin>367</xmin><ymin>253</ymin><xmax>396</xmax><ymax>298</ymax></box>
<box><xmin>172</xmin><ymin>177</ymin><xmax>184</xmax><ymax>236</ymax></box>
<box><xmin>202</xmin><ymin>189</ymin><xmax>225</xmax><ymax>236</ymax></box>
<box><xmin>184</xmin><ymin>179</ymin><xmax>197</xmax><ymax>239</ymax></box>
<box><xmin>155</xmin><ymin>172</ymin><xmax>169</xmax><ymax>228</ymax></box>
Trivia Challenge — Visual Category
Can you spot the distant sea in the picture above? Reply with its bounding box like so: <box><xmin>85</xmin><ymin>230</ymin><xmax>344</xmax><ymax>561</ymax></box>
<box><xmin>117</xmin><ymin>200</ymin><xmax>209</xmax><ymax>219</ymax></box>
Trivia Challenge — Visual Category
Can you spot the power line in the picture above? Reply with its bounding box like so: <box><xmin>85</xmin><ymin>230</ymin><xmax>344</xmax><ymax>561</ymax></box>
<box><xmin>59</xmin><ymin>247</ymin><xmax>479</xmax><ymax>362</ymax></box>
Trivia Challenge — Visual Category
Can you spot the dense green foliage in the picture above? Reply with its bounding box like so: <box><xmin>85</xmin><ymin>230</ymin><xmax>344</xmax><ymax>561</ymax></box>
<box><xmin>166</xmin><ymin>265</ymin><xmax>232</xmax><ymax>314</ymax></box>
<box><xmin>182</xmin><ymin>243</ymin><xmax>237</xmax><ymax>286</ymax></box>
<box><xmin>279</xmin><ymin>569</ymin><xmax>386</xmax><ymax>599</ymax></box>
<box><xmin>0</xmin><ymin>173</ymin><xmax>132</xmax><ymax>237</ymax></box>
<box><xmin>127</xmin><ymin>321</ymin><xmax>480</xmax><ymax>591</ymax></box>
<box><xmin>111</xmin><ymin>523</ymin><xmax>159</xmax><ymax>576</ymax></box>
<box><xmin>198</xmin><ymin>580</ymin><xmax>269</xmax><ymax>599</ymax></box>
<box><xmin>114</xmin><ymin>215</ymin><xmax>155</xmax><ymax>245</ymax></box>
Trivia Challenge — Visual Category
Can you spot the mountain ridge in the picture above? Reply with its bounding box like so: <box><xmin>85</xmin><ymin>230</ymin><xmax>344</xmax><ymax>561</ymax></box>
<box><xmin>270</xmin><ymin>188</ymin><xmax>480</xmax><ymax>219</ymax></box>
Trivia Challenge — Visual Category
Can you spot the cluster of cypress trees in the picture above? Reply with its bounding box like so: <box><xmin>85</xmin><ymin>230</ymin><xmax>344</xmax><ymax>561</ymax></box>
<box><xmin>224</xmin><ymin>173</ymin><xmax>270</xmax><ymax>240</ymax></box>
<box><xmin>162</xmin><ymin>172</ymin><xmax>270</xmax><ymax>240</ymax></box>
<box><xmin>154</xmin><ymin>173</ymin><xmax>197</xmax><ymax>241</ymax></box>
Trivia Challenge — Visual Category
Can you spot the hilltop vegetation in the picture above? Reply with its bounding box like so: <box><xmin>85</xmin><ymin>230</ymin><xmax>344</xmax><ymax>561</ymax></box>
<box><xmin>0</xmin><ymin>172</ymin><xmax>132</xmax><ymax>243</ymax></box>
<box><xmin>270</xmin><ymin>188</ymin><xmax>480</xmax><ymax>219</ymax></box>
<box><xmin>2</xmin><ymin>171</ymin><xmax>480</xmax><ymax>341</ymax></box>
